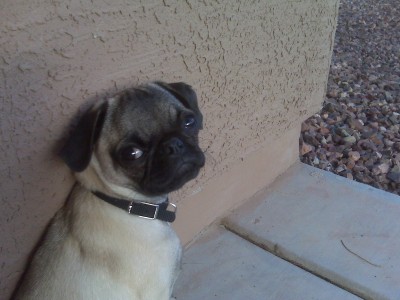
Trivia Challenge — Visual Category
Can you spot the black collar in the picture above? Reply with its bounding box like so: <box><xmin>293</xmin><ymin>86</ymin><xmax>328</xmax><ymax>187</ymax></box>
<box><xmin>92</xmin><ymin>191</ymin><xmax>176</xmax><ymax>223</ymax></box>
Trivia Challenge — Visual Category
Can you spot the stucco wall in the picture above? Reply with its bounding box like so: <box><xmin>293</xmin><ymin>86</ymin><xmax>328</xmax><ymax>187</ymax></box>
<box><xmin>0</xmin><ymin>0</ymin><xmax>339</xmax><ymax>298</ymax></box>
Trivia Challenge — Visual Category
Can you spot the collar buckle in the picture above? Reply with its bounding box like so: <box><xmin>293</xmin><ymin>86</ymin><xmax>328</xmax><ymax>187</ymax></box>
<box><xmin>128</xmin><ymin>201</ymin><xmax>160</xmax><ymax>220</ymax></box>
<box><xmin>167</xmin><ymin>202</ymin><xmax>177</xmax><ymax>214</ymax></box>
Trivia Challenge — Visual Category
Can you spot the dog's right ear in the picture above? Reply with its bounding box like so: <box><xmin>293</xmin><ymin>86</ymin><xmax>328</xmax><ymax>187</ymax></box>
<box><xmin>155</xmin><ymin>81</ymin><xmax>203</xmax><ymax>129</ymax></box>
<box><xmin>60</xmin><ymin>101</ymin><xmax>108</xmax><ymax>172</ymax></box>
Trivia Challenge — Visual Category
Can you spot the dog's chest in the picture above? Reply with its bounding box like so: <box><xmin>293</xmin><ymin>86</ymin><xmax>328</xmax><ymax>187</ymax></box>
<box><xmin>93</xmin><ymin>214</ymin><xmax>182</xmax><ymax>298</ymax></box>
<box><xmin>61</xmin><ymin>195</ymin><xmax>182</xmax><ymax>300</ymax></box>
<box><xmin>117</xmin><ymin>219</ymin><xmax>181</xmax><ymax>276</ymax></box>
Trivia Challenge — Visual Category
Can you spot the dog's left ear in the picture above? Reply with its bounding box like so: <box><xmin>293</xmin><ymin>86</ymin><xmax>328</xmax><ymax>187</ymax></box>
<box><xmin>60</xmin><ymin>101</ymin><xmax>108</xmax><ymax>172</ymax></box>
<box><xmin>157</xmin><ymin>82</ymin><xmax>203</xmax><ymax>129</ymax></box>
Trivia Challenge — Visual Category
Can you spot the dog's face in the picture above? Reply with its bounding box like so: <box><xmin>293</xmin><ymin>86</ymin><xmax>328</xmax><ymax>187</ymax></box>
<box><xmin>60</xmin><ymin>82</ymin><xmax>205</xmax><ymax>196</ymax></box>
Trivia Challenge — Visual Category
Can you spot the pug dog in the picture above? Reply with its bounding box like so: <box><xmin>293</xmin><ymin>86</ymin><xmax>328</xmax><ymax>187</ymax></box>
<box><xmin>13</xmin><ymin>82</ymin><xmax>205</xmax><ymax>300</ymax></box>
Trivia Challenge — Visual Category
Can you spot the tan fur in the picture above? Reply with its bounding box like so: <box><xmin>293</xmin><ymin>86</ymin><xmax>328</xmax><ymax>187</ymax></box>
<box><xmin>14</xmin><ymin>164</ymin><xmax>182</xmax><ymax>300</ymax></box>
<box><xmin>12</xmin><ymin>82</ymin><xmax>206</xmax><ymax>300</ymax></box>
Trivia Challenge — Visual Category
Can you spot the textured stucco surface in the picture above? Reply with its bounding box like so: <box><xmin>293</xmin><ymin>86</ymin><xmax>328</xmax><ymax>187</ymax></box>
<box><xmin>0</xmin><ymin>0</ymin><xmax>338</xmax><ymax>298</ymax></box>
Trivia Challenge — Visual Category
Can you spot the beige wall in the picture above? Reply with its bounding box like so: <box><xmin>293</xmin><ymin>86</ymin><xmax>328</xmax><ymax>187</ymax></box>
<box><xmin>0</xmin><ymin>0</ymin><xmax>339</xmax><ymax>298</ymax></box>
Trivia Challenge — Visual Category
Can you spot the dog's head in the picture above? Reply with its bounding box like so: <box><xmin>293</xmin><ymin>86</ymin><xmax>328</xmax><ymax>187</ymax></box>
<box><xmin>60</xmin><ymin>82</ymin><xmax>205</xmax><ymax>197</ymax></box>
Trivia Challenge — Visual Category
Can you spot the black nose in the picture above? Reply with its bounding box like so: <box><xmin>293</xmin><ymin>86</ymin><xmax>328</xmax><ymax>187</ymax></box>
<box><xmin>163</xmin><ymin>137</ymin><xmax>185</xmax><ymax>155</ymax></box>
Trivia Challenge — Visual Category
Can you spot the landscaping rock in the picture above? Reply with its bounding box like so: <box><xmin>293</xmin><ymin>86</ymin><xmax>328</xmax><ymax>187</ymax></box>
<box><xmin>348</xmin><ymin>151</ymin><xmax>361</xmax><ymax>162</ymax></box>
<box><xmin>387</xmin><ymin>172</ymin><xmax>400</xmax><ymax>184</ymax></box>
<box><xmin>299</xmin><ymin>0</ymin><xmax>400</xmax><ymax>196</ymax></box>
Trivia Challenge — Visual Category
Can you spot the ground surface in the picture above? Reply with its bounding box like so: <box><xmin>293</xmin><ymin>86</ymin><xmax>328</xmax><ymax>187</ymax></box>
<box><xmin>300</xmin><ymin>0</ymin><xmax>400</xmax><ymax>195</ymax></box>
<box><xmin>174</xmin><ymin>163</ymin><xmax>400</xmax><ymax>300</ymax></box>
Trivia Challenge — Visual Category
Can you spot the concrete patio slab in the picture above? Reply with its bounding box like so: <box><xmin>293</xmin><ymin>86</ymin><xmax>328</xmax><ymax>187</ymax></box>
<box><xmin>224</xmin><ymin>162</ymin><xmax>400</xmax><ymax>300</ymax></box>
<box><xmin>173</xmin><ymin>225</ymin><xmax>360</xmax><ymax>300</ymax></box>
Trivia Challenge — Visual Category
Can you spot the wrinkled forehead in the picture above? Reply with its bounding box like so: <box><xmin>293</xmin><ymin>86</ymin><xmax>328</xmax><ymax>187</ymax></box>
<box><xmin>105</xmin><ymin>86</ymin><xmax>187</xmax><ymax>140</ymax></box>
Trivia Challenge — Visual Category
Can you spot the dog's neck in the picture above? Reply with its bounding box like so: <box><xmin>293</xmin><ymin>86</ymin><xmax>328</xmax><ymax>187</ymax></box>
<box><xmin>74</xmin><ymin>161</ymin><xmax>176</xmax><ymax>222</ymax></box>
<box><xmin>93</xmin><ymin>181</ymin><xmax>167</xmax><ymax>204</ymax></box>
<box><xmin>90</xmin><ymin>190</ymin><xmax>176</xmax><ymax>222</ymax></box>
<box><xmin>75</xmin><ymin>156</ymin><xmax>168</xmax><ymax>205</ymax></box>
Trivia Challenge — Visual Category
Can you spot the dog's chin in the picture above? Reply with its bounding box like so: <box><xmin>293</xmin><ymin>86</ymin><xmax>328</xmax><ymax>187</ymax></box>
<box><xmin>141</xmin><ymin>162</ymin><xmax>203</xmax><ymax>196</ymax></box>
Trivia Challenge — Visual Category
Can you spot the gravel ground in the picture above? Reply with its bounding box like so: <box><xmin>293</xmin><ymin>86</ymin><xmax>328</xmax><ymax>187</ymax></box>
<box><xmin>300</xmin><ymin>0</ymin><xmax>400</xmax><ymax>195</ymax></box>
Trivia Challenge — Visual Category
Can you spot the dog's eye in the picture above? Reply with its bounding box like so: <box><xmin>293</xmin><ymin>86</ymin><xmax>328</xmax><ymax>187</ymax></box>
<box><xmin>120</xmin><ymin>146</ymin><xmax>144</xmax><ymax>161</ymax></box>
<box><xmin>183</xmin><ymin>115</ymin><xmax>196</xmax><ymax>128</ymax></box>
